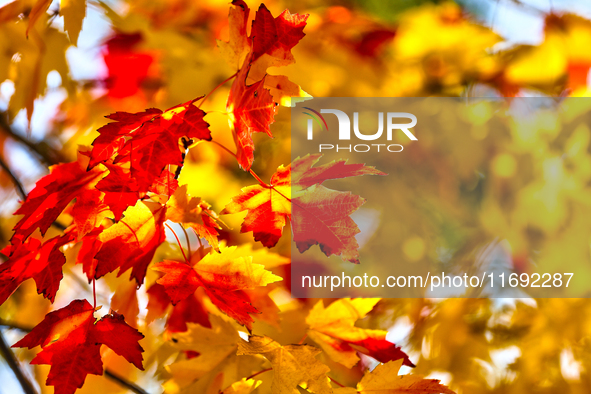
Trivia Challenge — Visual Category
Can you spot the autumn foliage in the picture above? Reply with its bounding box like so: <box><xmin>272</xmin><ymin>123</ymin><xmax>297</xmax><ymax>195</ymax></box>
<box><xmin>1</xmin><ymin>0</ymin><xmax>591</xmax><ymax>394</ymax></box>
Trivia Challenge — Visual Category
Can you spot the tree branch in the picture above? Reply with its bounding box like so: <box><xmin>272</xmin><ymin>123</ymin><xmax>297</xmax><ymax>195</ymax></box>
<box><xmin>104</xmin><ymin>369</ymin><xmax>149</xmax><ymax>394</ymax></box>
<box><xmin>0</xmin><ymin>113</ymin><xmax>66</xmax><ymax>166</ymax></box>
<box><xmin>0</xmin><ymin>321</ymin><xmax>149</xmax><ymax>394</ymax></box>
<box><xmin>0</xmin><ymin>155</ymin><xmax>27</xmax><ymax>200</ymax></box>
<box><xmin>0</xmin><ymin>329</ymin><xmax>38</xmax><ymax>394</ymax></box>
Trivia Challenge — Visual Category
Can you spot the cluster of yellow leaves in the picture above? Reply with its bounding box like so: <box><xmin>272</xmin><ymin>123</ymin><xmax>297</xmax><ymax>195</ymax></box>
<box><xmin>160</xmin><ymin>300</ymin><xmax>453</xmax><ymax>394</ymax></box>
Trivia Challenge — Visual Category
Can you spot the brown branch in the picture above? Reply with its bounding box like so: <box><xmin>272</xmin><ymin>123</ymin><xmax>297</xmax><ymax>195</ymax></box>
<box><xmin>0</xmin><ymin>113</ymin><xmax>66</xmax><ymax>166</ymax></box>
<box><xmin>0</xmin><ymin>321</ymin><xmax>149</xmax><ymax>394</ymax></box>
<box><xmin>104</xmin><ymin>370</ymin><xmax>149</xmax><ymax>394</ymax></box>
<box><xmin>0</xmin><ymin>155</ymin><xmax>27</xmax><ymax>200</ymax></box>
<box><xmin>0</xmin><ymin>329</ymin><xmax>38</xmax><ymax>394</ymax></box>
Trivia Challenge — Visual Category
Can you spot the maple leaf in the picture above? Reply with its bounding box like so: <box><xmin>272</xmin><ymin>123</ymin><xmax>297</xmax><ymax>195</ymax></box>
<box><xmin>153</xmin><ymin>245</ymin><xmax>282</xmax><ymax>329</ymax></box>
<box><xmin>221</xmin><ymin>162</ymin><xmax>290</xmax><ymax>247</ymax></box>
<box><xmin>74</xmin><ymin>227</ymin><xmax>103</xmax><ymax>282</ymax></box>
<box><xmin>223</xmin><ymin>2</ymin><xmax>310</xmax><ymax>170</ymax></box>
<box><xmin>164</xmin><ymin>315</ymin><xmax>265</xmax><ymax>393</ymax></box>
<box><xmin>149</xmin><ymin>168</ymin><xmax>179</xmax><ymax>203</ymax></box>
<box><xmin>145</xmin><ymin>282</ymin><xmax>170</xmax><ymax>325</ymax></box>
<box><xmin>68</xmin><ymin>188</ymin><xmax>109</xmax><ymax>241</ymax></box>
<box><xmin>88</xmin><ymin>98</ymin><xmax>211</xmax><ymax>193</ymax></box>
<box><xmin>218</xmin><ymin>2</ymin><xmax>308</xmax><ymax>71</ymax></box>
<box><xmin>145</xmin><ymin>282</ymin><xmax>212</xmax><ymax>331</ymax></box>
<box><xmin>0</xmin><ymin>234</ymin><xmax>72</xmax><ymax>305</ymax></box>
<box><xmin>334</xmin><ymin>360</ymin><xmax>455</xmax><ymax>394</ymax></box>
<box><xmin>306</xmin><ymin>298</ymin><xmax>415</xmax><ymax>369</ymax></box>
<box><xmin>166</xmin><ymin>184</ymin><xmax>223</xmax><ymax>250</ymax></box>
<box><xmin>91</xmin><ymin>201</ymin><xmax>166</xmax><ymax>285</ymax></box>
<box><xmin>250</xmin><ymin>4</ymin><xmax>308</xmax><ymax>67</ymax></box>
<box><xmin>169</xmin><ymin>314</ymin><xmax>239</xmax><ymax>369</ymax></box>
<box><xmin>110</xmin><ymin>280</ymin><xmax>140</xmax><ymax>327</ymax></box>
<box><xmin>94</xmin><ymin>163</ymin><xmax>141</xmax><ymax>221</ymax></box>
<box><xmin>167</xmin><ymin>292</ymin><xmax>212</xmax><ymax>333</ymax></box>
<box><xmin>226</xmin><ymin>61</ymin><xmax>276</xmax><ymax>170</ymax></box>
<box><xmin>222</xmin><ymin>154</ymin><xmax>385</xmax><ymax>263</ymax></box>
<box><xmin>11</xmin><ymin>152</ymin><xmax>105</xmax><ymax>248</ymax></box>
<box><xmin>237</xmin><ymin>335</ymin><xmax>333</xmax><ymax>394</ymax></box>
<box><xmin>13</xmin><ymin>299</ymin><xmax>144</xmax><ymax>394</ymax></box>
<box><xmin>217</xmin><ymin>0</ymin><xmax>251</xmax><ymax>69</ymax></box>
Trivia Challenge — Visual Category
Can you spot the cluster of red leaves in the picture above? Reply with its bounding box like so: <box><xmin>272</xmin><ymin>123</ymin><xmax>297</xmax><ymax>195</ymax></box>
<box><xmin>0</xmin><ymin>2</ymin><xmax>410</xmax><ymax>394</ymax></box>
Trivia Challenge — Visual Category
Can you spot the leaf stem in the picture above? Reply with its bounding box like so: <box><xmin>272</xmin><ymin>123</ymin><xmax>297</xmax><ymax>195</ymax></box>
<box><xmin>0</xmin><ymin>155</ymin><xmax>27</xmax><ymax>200</ymax></box>
<box><xmin>180</xmin><ymin>225</ymin><xmax>192</xmax><ymax>260</ymax></box>
<box><xmin>197</xmin><ymin>71</ymin><xmax>238</xmax><ymax>109</ymax></box>
<box><xmin>165</xmin><ymin>223</ymin><xmax>189</xmax><ymax>262</ymax></box>
<box><xmin>248</xmin><ymin>169</ymin><xmax>269</xmax><ymax>188</ymax></box>
<box><xmin>210</xmin><ymin>140</ymin><xmax>238</xmax><ymax>159</ymax></box>
<box><xmin>208</xmin><ymin>140</ymin><xmax>270</xmax><ymax>188</ymax></box>
<box><xmin>245</xmin><ymin>367</ymin><xmax>272</xmax><ymax>380</ymax></box>
<box><xmin>329</xmin><ymin>376</ymin><xmax>346</xmax><ymax>388</ymax></box>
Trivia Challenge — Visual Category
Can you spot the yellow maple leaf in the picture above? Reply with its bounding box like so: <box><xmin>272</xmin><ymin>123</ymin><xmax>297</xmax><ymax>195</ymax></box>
<box><xmin>237</xmin><ymin>335</ymin><xmax>333</xmax><ymax>394</ymax></box>
<box><xmin>164</xmin><ymin>315</ymin><xmax>263</xmax><ymax>394</ymax></box>
<box><xmin>334</xmin><ymin>359</ymin><xmax>455</xmax><ymax>394</ymax></box>
<box><xmin>306</xmin><ymin>299</ymin><xmax>414</xmax><ymax>368</ymax></box>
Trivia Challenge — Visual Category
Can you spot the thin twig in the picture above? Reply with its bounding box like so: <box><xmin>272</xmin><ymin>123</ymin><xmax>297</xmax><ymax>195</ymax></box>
<box><xmin>0</xmin><ymin>113</ymin><xmax>65</xmax><ymax>165</ymax></box>
<box><xmin>104</xmin><ymin>370</ymin><xmax>149</xmax><ymax>394</ymax></box>
<box><xmin>0</xmin><ymin>329</ymin><xmax>38</xmax><ymax>394</ymax></box>
<box><xmin>180</xmin><ymin>225</ymin><xmax>192</xmax><ymax>259</ymax></box>
<box><xmin>0</xmin><ymin>155</ymin><xmax>27</xmax><ymax>200</ymax></box>
<box><xmin>197</xmin><ymin>72</ymin><xmax>238</xmax><ymax>109</ymax></box>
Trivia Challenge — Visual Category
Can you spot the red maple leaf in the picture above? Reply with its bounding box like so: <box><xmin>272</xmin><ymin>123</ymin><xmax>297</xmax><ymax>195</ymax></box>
<box><xmin>95</xmin><ymin>163</ymin><xmax>141</xmax><ymax>221</ymax></box>
<box><xmin>223</xmin><ymin>3</ymin><xmax>308</xmax><ymax>171</ymax></box>
<box><xmin>152</xmin><ymin>246</ymin><xmax>281</xmax><ymax>330</ymax></box>
<box><xmin>222</xmin><ymin>154</ymin><xmax>385</xmax><ymax>263</ymax></box>
<box><xmin>89</xmin><ymin>99</ymin><xmax>211</xmax><ymax>193</ymax></box>
<box><xmin>11</xmin><ymin>154</ymin><xmax>105</xmax><ymax>248</ymax></box>
<box><xmin>221</xmin><ymin>161</ymin><xmax>290</xmax><ymax>247</ymax></box>
<box><xmin>145</xmin><ymin>282</ymin><xmax>212</xmax><ymax>332</ymax></box>
<box><xmin>226</xmin><ymin>61</ymin><xmax>276</xmax><ymax>170</ymax></box>
<box><xmin>91</xmin><ymin>201</ymin><xmax>166</xmax><ymax>285</ymax></box>
<box><xmin>251</xmin><ymin>4</ymin><xmax>308</xmax><ymax>64</ymax></box>
<box><xmin>14</xmin><ymin>299</ymin><xmax>144</xmax><ymax>394</ymax></box>
<box><xmin>348</xmin><ymin>336</ymin><xmax>416</xmax><ymax>367</ymax></box>
<box><xmin>149</xmin><ymin>168</ymin><xmax>179</xmax><ymax>201</ymax></box>
<box><xmin>0</xmin><ymin>234</ymin><xmax>72</xmax><ymax>305</ymax></box>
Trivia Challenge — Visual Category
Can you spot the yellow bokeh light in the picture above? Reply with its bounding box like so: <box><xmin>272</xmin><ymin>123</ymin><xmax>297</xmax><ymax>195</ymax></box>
<box><xmin>402</xmin><ymin>236</ymin><xmax>426</xmax><ymax>262</ymax></box>
<box><xmin>492</xmin><ymin>153</ymin><xmax>517</xmax><ymax>178</ymax></box>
